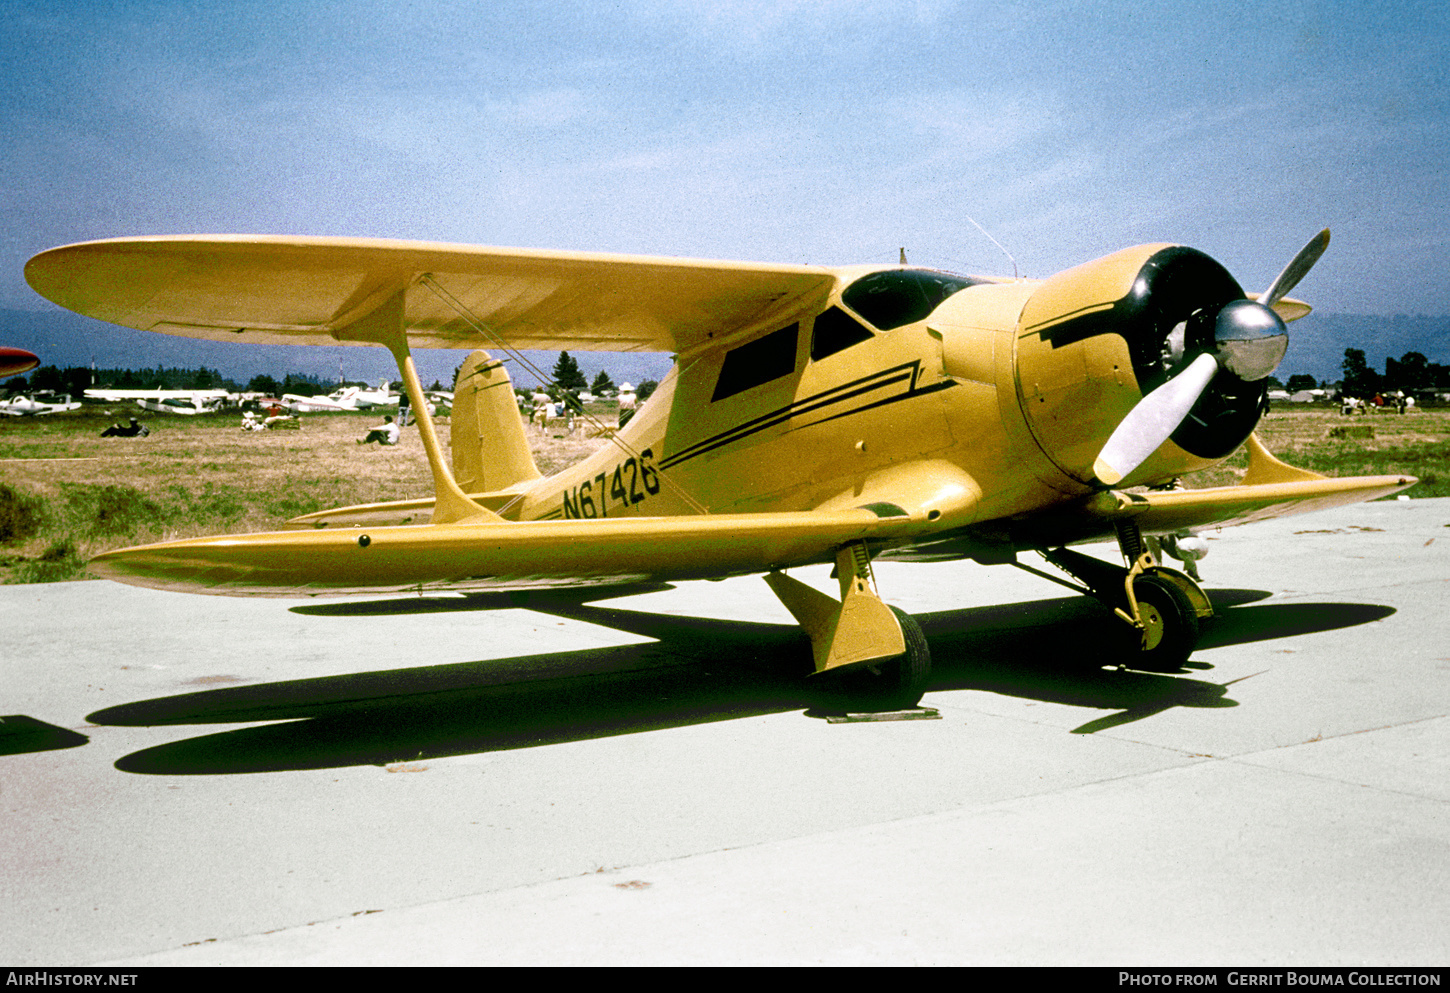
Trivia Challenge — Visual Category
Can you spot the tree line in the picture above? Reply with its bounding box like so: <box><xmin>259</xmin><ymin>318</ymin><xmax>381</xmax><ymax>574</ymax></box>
<box><xmin>1337</xmin><ymin>349</ymin><xmax>1449</xmax><ymax>397</ymax></box>
<box><xmin>4</xmin><ymin>365</ymin><xmax>331</xmax><ymax>396</ymax></box>
<box><xmin>1276</xmin><ymin>350</ymin><xmax>1450</xmax><ymax>397</ymax></box>
<box><xmin>6</xmin><ymin>353</ymin><xmax>658</xmax><ymax>402</ymax></box>
<box><xmin>546</xmin><ymin>352</ymin><xmax>657</xmax><ymax>401</ymax></box>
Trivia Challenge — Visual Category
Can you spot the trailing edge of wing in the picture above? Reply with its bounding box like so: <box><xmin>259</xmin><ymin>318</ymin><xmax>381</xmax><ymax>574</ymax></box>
<box><xmin>87</xmin><ymin>508</ymin><xmax>919</xmax><ymax>598</ymax></box>
<box><xmin>25</xmin><ymin>235</ymin><xmax>838</xmax><ymax>355</ymax></box>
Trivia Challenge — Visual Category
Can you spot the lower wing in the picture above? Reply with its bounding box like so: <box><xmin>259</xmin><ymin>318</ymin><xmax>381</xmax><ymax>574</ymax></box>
<box><xmin>888</xmin><ymin>473</ymin><xmax>1416</xmax><ymax>563</ymax></box>
<box><xmin>87</xmin><ymin>426</ymin><xmax>1416</xmax><ymax>597</ymax></box>
<box><xmin>87</xmin><ymin>508</ymin><xmax>917</xmax><ymax>597</ymax></box>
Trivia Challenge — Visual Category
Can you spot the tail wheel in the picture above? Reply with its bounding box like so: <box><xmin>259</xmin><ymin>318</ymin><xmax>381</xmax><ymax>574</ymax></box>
<box><xmin>820</xmin><ymin>606</ymin><xmax>932</xmax><ymax>712</ymax></box>
<box><xmin>1127</xmin><ymin>574</ymin><xmax>1200</xmax><ymax>672</ymax></box>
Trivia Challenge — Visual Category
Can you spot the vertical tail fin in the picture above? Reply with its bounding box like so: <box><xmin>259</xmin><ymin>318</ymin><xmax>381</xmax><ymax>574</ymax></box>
<box><xmin>451</xmin><ymin>350</ymin><xmax>542</xmax><ymax>492</ymax></box>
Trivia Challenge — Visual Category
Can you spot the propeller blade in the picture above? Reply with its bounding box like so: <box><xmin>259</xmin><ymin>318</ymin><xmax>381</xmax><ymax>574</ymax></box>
<box><xmin>1094</xmin><ymin>352</ymin><xmax>1219</xmax><ymax>486</ymax></box>
<box><xmin>1260</xmin><ymin>229</ymin><xmax>1330</xmax><ymax>310</ymax></box>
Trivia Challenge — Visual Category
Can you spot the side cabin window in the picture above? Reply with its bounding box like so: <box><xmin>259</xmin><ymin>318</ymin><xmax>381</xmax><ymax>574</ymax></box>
<box><xmin>840</xmin><ymin>268</ymin><xmax>987</xmax><ymax>331</ymax></box>
<box><xmin>711</xmin><ymin>323</ymin><xmax>799</xmax><ymax>402</ymax></box>
<box><xmin>810</xmin><ymin>306</ymin><xmax>874</xmax><ymax>361</ymax></box>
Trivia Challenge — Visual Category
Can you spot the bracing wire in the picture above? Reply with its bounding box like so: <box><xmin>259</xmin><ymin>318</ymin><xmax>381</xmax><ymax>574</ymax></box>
<box><xmin>415</xmin><ymin>274</ymin><xmax>710</xmax><ymax>515</ymax></box>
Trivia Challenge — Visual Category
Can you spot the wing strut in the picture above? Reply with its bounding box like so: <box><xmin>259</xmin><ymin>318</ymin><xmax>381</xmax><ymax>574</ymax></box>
<box><xmin>335</xmin><ymin>287</ymin><xmax>500</xmax><ymax>525</ymax></box>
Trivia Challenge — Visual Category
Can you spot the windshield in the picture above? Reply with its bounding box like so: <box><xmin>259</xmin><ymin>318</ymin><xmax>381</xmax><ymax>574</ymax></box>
<box><xmin>841</xmin><ymin>268</ymin><xmax>989</xmax><ymax>330</ymax></box>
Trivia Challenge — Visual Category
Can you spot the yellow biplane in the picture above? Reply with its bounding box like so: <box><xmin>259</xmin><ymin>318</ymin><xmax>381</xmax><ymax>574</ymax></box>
<box><xmin>25</xmin><ymin>230</ymin><xmax>1413</xmax><ymax>709</ymax></box>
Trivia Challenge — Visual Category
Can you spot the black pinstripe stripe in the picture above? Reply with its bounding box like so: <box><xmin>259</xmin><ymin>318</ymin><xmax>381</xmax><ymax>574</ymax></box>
<box><xmin>657</xmin><ymin>361</ymin><xmax>954</xmax><ymax>470</ymax></box>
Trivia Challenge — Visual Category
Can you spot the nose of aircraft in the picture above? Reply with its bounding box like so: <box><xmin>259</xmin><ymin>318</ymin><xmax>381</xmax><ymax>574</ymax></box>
<box><xmin>1093</xmin><ymin>230</ymin><xmax>1327</xmax><ymax>486</ymax></box>
<box><xmin>1212</xmin><ymin>298</ymin><xmax>1288</xmax><ymax>381</ymax></box>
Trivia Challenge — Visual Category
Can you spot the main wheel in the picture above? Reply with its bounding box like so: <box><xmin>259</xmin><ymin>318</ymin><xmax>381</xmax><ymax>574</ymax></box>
<box><xmin>819</xmin><ymin>606</ymin><xmax>932</xmax><ymax>712</ymax></box>
<box><xmin>1126</xmin><ymin>574</ymin><xmax>1200</xmax><ymax>672</ymax></box>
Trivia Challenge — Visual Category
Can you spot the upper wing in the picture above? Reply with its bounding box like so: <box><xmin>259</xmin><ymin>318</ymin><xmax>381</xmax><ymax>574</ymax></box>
<box><xmin>25</xmin><ymin>235</ymin><xmax>837</xmax><ymax>355</ymax></box>
<box><xmin>87</xmin><ymin>508</ymin><xmax>921</xmax><ymax>597</ymax></box>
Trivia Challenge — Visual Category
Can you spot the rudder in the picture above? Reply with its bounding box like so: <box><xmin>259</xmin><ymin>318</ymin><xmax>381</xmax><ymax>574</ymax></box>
<box><xmin>451</xmin><ymin>350</ymin><xmax>542</xmax><ymax>492</ymax></box>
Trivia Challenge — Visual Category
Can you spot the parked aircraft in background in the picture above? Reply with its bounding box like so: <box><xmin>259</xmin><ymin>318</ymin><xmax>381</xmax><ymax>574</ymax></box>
<box><xmin>85</xmin><ymin>388</ymin><xmax>234</xmax><ymax>415</ymax></box>
<box><xmin>26</xmin><ymin>229</ymin><xmax>1414</xmax><ymax>710</ymax></box>
<box><xmin>0</xmin><ymin>391</ymin><xmax>82</xmax><ymax>416</ymax></box>
<box><xmin>135</xmin><ymin>395</ymin><xmax>229</xmax><ymax>415</ymax></box>
<box><xmin>283</xmin><ymin>384</ymin><xmax>396</xmax><ymax>413</ymax></box>
<box><xmin>85</xmin><ymin>388</ymin><xmax>230</xmax><ymax>402</ymax></box>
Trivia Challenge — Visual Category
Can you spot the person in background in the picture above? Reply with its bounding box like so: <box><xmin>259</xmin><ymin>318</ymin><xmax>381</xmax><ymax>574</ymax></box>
<box><xmin>358</xmin><ymin>415</ymin><xmax>400</xmax><ymax>446</ymax></box>
<box><xmin>100</xmin><ymin>416</ymin><xmax>149</xmax><ymax>438</ymax></box>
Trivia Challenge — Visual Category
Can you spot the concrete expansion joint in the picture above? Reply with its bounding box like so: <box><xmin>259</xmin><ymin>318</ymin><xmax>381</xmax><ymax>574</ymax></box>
<box><xmin>1260</xmin><ymin>712</ymin><xmax>1446</xmax><ymax>749</ymax></box>
<box><xmin>1218</xmin><ymin>714</ymin><xmax>1450</xmax><ymax>798</ymax></box>
<box><xmin>1218</xmin><ymin>759</ymin><xmax>1450</xmax><ymax>806</ymax></box>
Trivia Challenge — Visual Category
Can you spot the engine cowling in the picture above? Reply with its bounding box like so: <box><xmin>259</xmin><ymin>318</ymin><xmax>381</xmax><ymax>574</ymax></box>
<box><xmin>1013</xmin><ymin>244</ymin><xmax>1267</xmax><ymax>487</ymax></box>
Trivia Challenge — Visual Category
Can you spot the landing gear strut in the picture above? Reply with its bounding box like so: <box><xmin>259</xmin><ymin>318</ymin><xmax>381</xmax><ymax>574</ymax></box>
<box><xmin>1031</xmin><ymin>522</ymin><xmax>1213</xmax><ymax>672</ymax></box>
<box><xmin>766</xmin><ymin>542</ymin><xmax>932</xmax><ymax>711</ymax></box>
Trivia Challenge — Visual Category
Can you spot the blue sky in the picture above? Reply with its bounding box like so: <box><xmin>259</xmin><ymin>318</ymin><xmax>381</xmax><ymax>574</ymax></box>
<box><xmin>2</xmin><ymin>1</ymin><xmax>1447</xmax><ymax>383</ymax></box>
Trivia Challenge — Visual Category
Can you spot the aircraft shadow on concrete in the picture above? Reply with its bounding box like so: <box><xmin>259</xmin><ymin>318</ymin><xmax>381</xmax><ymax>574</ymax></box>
<box><xmin>0</xmin><ymin>715</ymin><xmax>89</xmax><ymax>758</ymax></box>
<box><xmin>87</xmin><ymin>588</ymin><xmax>1395</xmax><ymax>775</ymax></box>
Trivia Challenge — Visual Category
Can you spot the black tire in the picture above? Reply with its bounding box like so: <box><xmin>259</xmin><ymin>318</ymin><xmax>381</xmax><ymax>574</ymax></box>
<box><xmin>819</xmin><ymin>606</ymin><xmax>932</xmax><ymax>712</ymax></box>
<box><xmin>1126</xmin><ymin>574</ymin><xmax>1200</xmax><ymax>672</ymax></box>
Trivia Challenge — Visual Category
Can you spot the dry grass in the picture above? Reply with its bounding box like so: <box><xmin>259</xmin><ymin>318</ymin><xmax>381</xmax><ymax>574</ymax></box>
<box><xmin>0</xmin><ymin>404</ymin><xmax>614</xmax><ymax>583</ymax></box>
<box><xmin>1189</xmin><ymin>404</ymin><xmax>1449</xmax><ymax>494</ymax></box>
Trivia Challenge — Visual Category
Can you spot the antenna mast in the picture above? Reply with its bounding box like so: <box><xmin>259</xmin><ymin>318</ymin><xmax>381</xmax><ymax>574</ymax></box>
<box><xmin>965</xmin><ymin>215</ymin><xmax>1018</xmax><ymax>279</ymax></box>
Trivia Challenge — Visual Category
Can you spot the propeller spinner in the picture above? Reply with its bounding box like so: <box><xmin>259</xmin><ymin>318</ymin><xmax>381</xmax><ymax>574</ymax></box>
<box><xmin>1092</xmin><ymin>230</ymin><xmax>1329</xmax><ymax>486</ymax></box>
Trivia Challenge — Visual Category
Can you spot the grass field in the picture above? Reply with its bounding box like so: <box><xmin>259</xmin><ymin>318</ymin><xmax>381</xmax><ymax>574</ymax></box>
<box><xmin>1190</xmin><ymin>404</ymin><xmax>1448</xmax><ymax>493</ymax></box>
<box><xmin>0</xmin><ymin>404</ymin><xmax>612</xmax><ymax>584</ymax></box>
<box><xmin>0</xmin><ymin>401</ymin><xmax>1442</xmax><ymax>585</ymax></box>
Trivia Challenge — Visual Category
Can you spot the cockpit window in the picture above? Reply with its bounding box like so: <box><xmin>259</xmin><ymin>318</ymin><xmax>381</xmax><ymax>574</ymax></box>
<box><xmin>841</xmin><ymin>268</ymin><xmax>987</xmax><ymax>331</ymax></box>
<box><xmin>712</xmin><ymin>323</ymin><xmax>799</xmax><ymax>401</ymax></box>
<box><xmin>810</xmin><ymin>306</ymin><xmax>874</xmax><ymax>361</ymax></box>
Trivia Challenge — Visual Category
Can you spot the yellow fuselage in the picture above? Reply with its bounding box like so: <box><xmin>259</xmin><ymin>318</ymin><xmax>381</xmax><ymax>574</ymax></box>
<box><xmin>513</xmin><ymin>246</ymin><xmax>1221</xmax><ymax>531</ymax></box>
